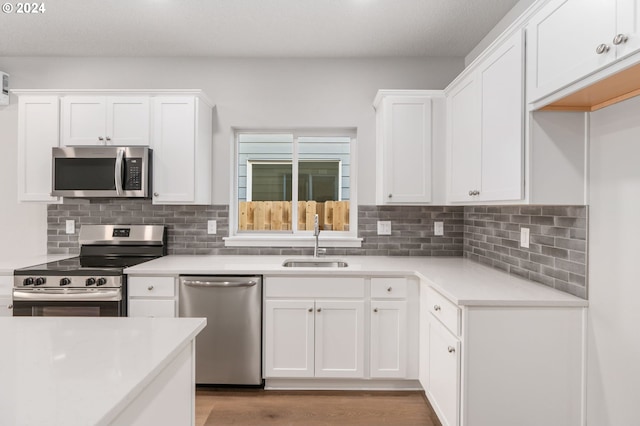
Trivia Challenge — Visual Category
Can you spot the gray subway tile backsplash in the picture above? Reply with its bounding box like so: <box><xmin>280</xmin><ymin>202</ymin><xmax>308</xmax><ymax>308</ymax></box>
<box><xmin>47</xmin><ymin>200</ymin><xmax>588</xmax><ymax>298</ymax></box>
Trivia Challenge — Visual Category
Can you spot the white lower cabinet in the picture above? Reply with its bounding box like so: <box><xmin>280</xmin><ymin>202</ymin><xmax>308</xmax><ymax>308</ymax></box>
<box><xmin>421</xmin><ymin>284</ymin><xmax>586</xmax><ymax>426</ymax></box>
<box><xmin>127</xmin><ymin>276</ymin><xmax>177</xmax><ymax>318</ymax></box>
<box><xmin>0</xmin><ymin>298</ymin><xmax>12</xmax><ymax>316</ymax></box>
<box><xmin>0</xmin><ymin>276</ymin><xmax>12</xmax><ymax>317</ymax></box>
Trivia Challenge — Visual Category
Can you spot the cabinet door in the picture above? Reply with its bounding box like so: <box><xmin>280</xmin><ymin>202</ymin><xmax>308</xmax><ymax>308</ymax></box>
<box><xmin>526</xmin><ymin>0</ymin><xmax>616</xmax><ymax>102</ymax></box>
<box><xmin>370</xmin><ymin>300</ymin><xmax>407</xmax><ymax>378</ymax></box>
<box><xmin>17</xmin><ymin>96</ymin><xmax>60</xmax><ymax>202</ymax></box>
<box><xmin>0</xmin><ymin>298</ymin><xmax>12</xmax><ymax>317</ymax></box>
<box><xmin>61</xmin><ymin>96</ymin><xmax>107</xmax><ymax>146</ymax></box>
<box><xmin>448</xmin><ymin>76</ymin><xmax>481</xmax><ymax>202</ymax></box>
<box><xmin>264</xmin><ymin>300</ymin><xmax>315</xmax><ymax>378</ymax></box>
<box><xmin>106</xmin><ymin>97</ymin><xmax>150</xmax><ymax>146</ymax></box>
<box><xmin>128</xmin><ymin>299</ymin><xmax>175</xmax><ymax>318</ymax></box>
<box><xmin>616</xmin><ymin>0</ymin><xmax>640</xmax><ymax>58</ymax></box>
<box><xmin>428</xmin><ymin>318</ymin><xmax>460</xmax><ymax>426</ymax></box>
<box><xmin>382</xmin><ymin>96</ymin><xmax>432</xmax><ymax>204</ymax></box>
<box><xmin>315</xmin><ymin>300</ymin><xmax>365</xmax><ymax>378</ymax></box>
<box><xmin>478</xmin><ymin>30</ymin><xmax>524</xmax><ymax>202</ymax></box>
<box><xmin>151</xmin><ymin>97</ymin><xmax>196</xmax><ymax>204</ymax></box>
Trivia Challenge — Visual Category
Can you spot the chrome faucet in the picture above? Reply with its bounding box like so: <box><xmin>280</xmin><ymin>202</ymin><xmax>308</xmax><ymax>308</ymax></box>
<box><xmin>313</xmin><ymin>214</ymin><xmax>322</xmax><ymax>258</ymax></box>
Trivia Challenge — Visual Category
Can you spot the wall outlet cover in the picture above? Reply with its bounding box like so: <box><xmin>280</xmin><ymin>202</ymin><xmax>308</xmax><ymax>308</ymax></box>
<box><xmin>65</xmin><ymin>220</ymin><xmax>75</xmax><ymax>234</ymax></box>
<box><xmin>207</xmin><ymin>220</ymin><xmax>217</xmax><ymax>235</ymax></box>
<box><xmin>377</xmin><ymin>221</ymin><xmax>392</xmax><ymax>235</ymax></box>
<box><xmin>434</xmin><ymin>221</ymin><xmax>444</xmax><ymax>236</ymax></box>
<box><xmin>520</xmin><ymin>227</ymin><xmax>530</xmax><ymax>248</ymax></box>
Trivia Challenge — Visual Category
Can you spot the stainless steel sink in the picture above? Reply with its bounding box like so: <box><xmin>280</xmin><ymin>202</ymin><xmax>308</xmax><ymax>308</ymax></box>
<box><xmin>282</xmin><ymin>259</ymin><xmax>349</xmax><ymax>268</ymax></box>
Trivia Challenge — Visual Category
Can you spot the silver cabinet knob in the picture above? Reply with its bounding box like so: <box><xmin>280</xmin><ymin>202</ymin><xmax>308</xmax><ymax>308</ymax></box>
<box><xmin>147</xmin><ymin>285</ymin><xmax>154</xmax><ymax>291</ymax></box>
<box><xmin>388</xmin><ymin>194</ymin><xmax>392</xmax><ymax>198</ymax></box>
<box><xmin>613</xmin><ymin>34</ymin><xmax>628</xmax><ymax>45</ymax></box>
<box><xmin>596</xmin><ymin>44</ymin><xmax>610</xmax><ymax>54</ymax></box>
<box><xmin>7</xmin><ymin>305</ymin><xmax>12</xmax><ymax>310</ymax></box>
<box><xmin>317</xmin><ymin>308</ymin><xmax>322</xmax><ymax>313</ymax></box>
<box><xmin>387</xmin><ymin>287</ymin><xmax>392</xmax><ymax>292</ymax></box>
<box><xmin>434</xmin><ymin>305</ymin><xmax>441</xmax><ymax>311</ymax></box>
<box><xmin>308</xmin><ymin>308</ymin><xmax>313</xmax><ymax>313</ymax></box>
<box><xmin>468</xmin><ymin>190</ymin><xmax>473</xmax><ymax>196</ymax></box>
<box><xmin>106</xmin><ymin>136</ymin><xmax>111</xmax><ymax>141</ymax></box>
<box><xmin>153</xmin><ymin>192</ymin><xmax>159</xmax><ymax>197</ymax></box>
<box><xmin>373</xmin><ymin>308</ymin><xmax>378</xmax><ymax>313</ymax></box>
<box><xmin>448</xmin><ymin>346</ymin><xmax>456</xmax><ymax>353</ymax></box>
<box><xmin>98</xmin><ymin>136</ymin><xmax>104</xmax><ymax>141</ymax></box>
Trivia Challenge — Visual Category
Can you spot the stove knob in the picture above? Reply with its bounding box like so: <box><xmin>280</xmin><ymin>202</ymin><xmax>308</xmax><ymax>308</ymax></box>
<box><xmin>96</xmin><ymin>278</ymin><xmax>107</xmax><ymax>287</ymax></box>
<box><xmin>86</xmin><ymin>278</ymin><xmax>96</xmax><ymax>286</ymax></box>
<box><xmin>34</xmin><ymin>277</ymin><xmax>46</xmax><ymax>286</ymax></box>
<box><xmin>23</xmin><ymin>277</ymin><xmax>34</xmax><ymax>286</ymax></box>
<box><xmin>60</xmin><ymin>278</ymin><xmax>71</xmax><ymax>286</ymax></box>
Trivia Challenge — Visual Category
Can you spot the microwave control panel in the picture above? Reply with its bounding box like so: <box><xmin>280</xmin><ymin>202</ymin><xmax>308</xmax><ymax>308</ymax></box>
<box><xmin>124</xmin><ymin>158</ymin><xmax>142</xmax><ymax>190</ymax></box>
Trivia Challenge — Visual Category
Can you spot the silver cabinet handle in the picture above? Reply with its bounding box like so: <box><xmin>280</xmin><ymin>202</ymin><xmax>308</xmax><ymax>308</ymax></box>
<box><xmin>373</xmin><ymin>308</ymin><xmax>378</xmax><ymax>313</ymax></box>
<box><xmin>106</xmin><ymin>136</ymin><xmax>111</xmax><ymax>141</ymax></box>
<box><xmin>308</xmin><ymin>308</ymin><xmax>313</xmax><ymax>313</ymax></box>
<box><xmin>468</xmin><ymin>190</ymin><xmax>473</xmax><ymax>196</ymax></box>
<box><xmin>448</xmin><ymin>346</ymin><xmax>456</xmax><ymax>353</ymax></box>
<box><xmin>434</xmin><ymin>305</ymin><xmax>441</xmax><ymax>311</ymax></box>
<box><xmin>147</xmin><ymin>285</ymin><xmax>154</xmax><ymax>291</ymax></box>
<box><xmin>153</xmin><ymin>192</ymin><xmax>159</xmax><ymax>197</ymax></box>
<box><xmin>388</xmin><ymin>194</ymin><xmax>392</xmax><ymax>198</ymax></box>
<box><xmin>596</xmin><ymin>44</ymin><xmax>610</xmax><ymax>54</ymax></box>
<box><xmin>387</xmin><ymin>287</ymin><xmax>392</xmax><ymax>292</ymax></box>
<box><xmin>613</xmin><ymin>34</ymin><xmax>628</xmax><ymax>45</ymax></box>
<box><xmin>182</xmin><ymin>279</ymin><xmax>257</xmax><ymax>288</ymax></box>
<box><xmin>7</xmin><ymin>305</ymin><xmax>12</xmax><ymax>309</ymax></box>
<box><xmin>317</xmin><ymin>308</ymin><xmax>322</xmax><ymax>313</ymax></box>
<box><xmin>98</xmin><ymin>136</ymin><xmax>104</xmax><ymax>141</ymax></box>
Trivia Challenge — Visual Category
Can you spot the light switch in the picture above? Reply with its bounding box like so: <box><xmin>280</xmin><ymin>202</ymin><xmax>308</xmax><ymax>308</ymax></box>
<box><xmin>65</xmin><ymin>220</ymin><xmax>75</xmax><ymax>234</ymax></box>
<box><xmin>207</xmin><ymin>220</ymin><xmax>217</xmax><ymax>235</ymax></box>
<box><xmin>520</xmin><ymin>227</ymin><xmax>530</xmax><ymax>248</ymax></box>
<box><xmin>377</xmin><ymin>221</ymin><xmax>392</xmax><ymax>235</ymax></box>
<box><xmin>434</xmin><ymin>221</ymin><xmax>444</xmax><ymax>236</ymax></box>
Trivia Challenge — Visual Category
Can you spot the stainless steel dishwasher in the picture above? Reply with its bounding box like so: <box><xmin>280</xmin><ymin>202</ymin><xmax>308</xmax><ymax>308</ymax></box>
<box><xmin>179</xmin><ymin>275</ymin><xmax>262</xmax><ymax>386</ymax></box>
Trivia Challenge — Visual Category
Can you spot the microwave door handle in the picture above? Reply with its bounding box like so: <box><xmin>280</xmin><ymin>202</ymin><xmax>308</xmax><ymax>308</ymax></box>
<box><xmin>115</xmin><ymin>148</ymin><xmax>124</xmax><ymax>195</ymax></box>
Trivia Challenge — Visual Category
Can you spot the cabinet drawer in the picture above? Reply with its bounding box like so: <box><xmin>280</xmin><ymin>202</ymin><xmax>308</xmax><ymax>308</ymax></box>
<box><xmin>371</xmin><ymin>277</ymin><xmax>407</xmax><ymax>299</ymax></box>
<box><xmin>128</xmin><ymin>276</ymin><xmax>175</xmax><ymax>297</ymax></box>
<box><xmin>426</xmin><ymin>286</ymin><xmax>460</xmax><ymax>336</ymax></box>
<box><xmin>129</xmin><ymin>299</ymin><xmax>175</xmax><ymax>317</ymax></box>
<box><xmin>266</xmin><ymin>277</ymin><xmax>365</xmax><ymax>298</ymax></box>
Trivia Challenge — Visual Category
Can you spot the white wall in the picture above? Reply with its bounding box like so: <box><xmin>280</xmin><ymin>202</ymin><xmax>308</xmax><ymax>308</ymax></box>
<box><xmin>587</xmin><ymin>95</ymin><xmax>640</xmax><ymax>426</ymax></box>
<box><xmin>0</xmin><ymin>56</ymin><xmax>462</xmax><ymax>255</ymax></box>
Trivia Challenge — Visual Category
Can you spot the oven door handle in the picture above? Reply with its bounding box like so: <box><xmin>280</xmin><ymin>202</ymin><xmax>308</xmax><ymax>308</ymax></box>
<box><xmin>13</xmin><ymin>289</ymin><xmax>122</xmax><ymax>302</ymax></box>
<box><xmin>115</xmin><ymin>148</ymin><xmax>125</xmax><ymax>196</ymax></box>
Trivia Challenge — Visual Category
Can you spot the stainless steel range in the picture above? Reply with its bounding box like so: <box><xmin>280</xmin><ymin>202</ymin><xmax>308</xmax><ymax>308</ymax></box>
<box><xmin>13</xmin><ymin>225</ymin><xmax>166</xmax><ymax>317</ymax></box>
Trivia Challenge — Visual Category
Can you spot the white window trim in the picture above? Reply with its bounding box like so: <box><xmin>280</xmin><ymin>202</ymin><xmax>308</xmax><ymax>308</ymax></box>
<box><xmin>225</xmin><ymin>128</ymin><xmax>361</xmax><ymax>248</ymax></box>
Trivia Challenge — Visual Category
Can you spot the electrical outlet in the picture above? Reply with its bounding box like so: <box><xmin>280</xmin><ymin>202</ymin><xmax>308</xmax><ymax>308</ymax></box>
<box><xmin>65</xmin><ymin>220</ymin><xmax>75</xmax><ymax>234</ymax></box>
<box><xmin>520</xmin><ymin>227</ymin><xmax>530</xmax><ymax>248</ymax></box>
<box><xmin>434</xmin><ymin>221</ymin><xmax>444</xmax><ymax>236</ymax></box>
<box><xmin>207</xmin><ymin>220</ymin><xmax>217</xmax><ymax>235</ymax></box>
<box><xmin>377</xmin><ymin>221</ymin><xmax>392</xmax><ymax>236</ymax></box>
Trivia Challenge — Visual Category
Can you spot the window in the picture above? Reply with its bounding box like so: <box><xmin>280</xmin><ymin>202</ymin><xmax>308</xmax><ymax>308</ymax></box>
<box><xmin>228</xmin><ymin>130</ymin><xmax>360</xmax><ymax>247</ymax></box>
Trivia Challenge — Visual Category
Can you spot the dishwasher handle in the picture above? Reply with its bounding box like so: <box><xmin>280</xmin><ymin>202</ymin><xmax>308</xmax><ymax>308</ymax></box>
<box><xmin>181</xmin><ymin>278</ymin><xmax>258</xmax><ymax>288</ymax></box>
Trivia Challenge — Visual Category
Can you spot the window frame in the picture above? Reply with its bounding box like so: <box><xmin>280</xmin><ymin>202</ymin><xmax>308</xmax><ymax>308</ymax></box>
<box><xmin>225</xmin><ymin>128</ymin><xmax>361</xmax><ymax>248</ymax></box>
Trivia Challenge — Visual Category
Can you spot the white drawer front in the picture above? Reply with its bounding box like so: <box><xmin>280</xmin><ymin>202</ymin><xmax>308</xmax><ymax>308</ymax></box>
<box><xmin>371</xmin><ymin>278</ymin><xmax>407</xmax><ymax>299</ymax></box>
<box><xmin>0</xmin><ymin>275</ymin><xmax>12</xmax><ymax>297</ymax></box>
<box><xmin>128</xmin><ymin>276</ymin><xmax>175</xmax><ymax>297</ymax></box>
<box><xmin>266</xmin><ymin>277</ymin><xmax>365</xmax><ymax>298</ymax></box>
<box><xmin>129</xmin><ymin>299</ymin><xmax>175</xmax><ymax>317</ymax></box>
<box><xmin>426</xmin><ymin>286</ymin><xmax>460</xmax><ymax>336</ymax></box>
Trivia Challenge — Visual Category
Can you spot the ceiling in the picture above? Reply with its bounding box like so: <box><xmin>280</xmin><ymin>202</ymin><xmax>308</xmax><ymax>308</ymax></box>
<box><xmin>0</xmin><ymin>0</ymin><xmax>521</xmax><ymax>57</ymax></box>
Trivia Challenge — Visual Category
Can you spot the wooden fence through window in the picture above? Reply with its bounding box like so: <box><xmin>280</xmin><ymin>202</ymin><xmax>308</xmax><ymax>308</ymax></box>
<box><xmin>239</xmin><ymin>201</ymin><xmax>350</xmax><ymax>231</ymax></box>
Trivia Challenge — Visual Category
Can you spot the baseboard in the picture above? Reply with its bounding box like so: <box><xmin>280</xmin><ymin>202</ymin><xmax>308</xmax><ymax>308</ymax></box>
<box><xmin>264</xmin><ymin>378</ymin><xmax>423</xmax><ymax>391</ymax></box>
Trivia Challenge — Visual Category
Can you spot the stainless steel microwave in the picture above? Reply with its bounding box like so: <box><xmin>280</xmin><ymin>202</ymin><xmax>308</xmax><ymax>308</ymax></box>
<box><xmin>52</xmin><ymin>147</ymin><xmax>150</xmax><ymax>198</ymax></box>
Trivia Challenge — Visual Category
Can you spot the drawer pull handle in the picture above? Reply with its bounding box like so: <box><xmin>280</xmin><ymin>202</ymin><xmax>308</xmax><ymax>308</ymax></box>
<box><xmin>317</xmin><ymin>308</ymin><xmax>322</xmax><ymax>313</ymax></box>
<box><xmin>7</xmin><ymin>305</ymin><xmax>12</xmax><ymax>310</ymax></box>
<box><xmin>373</xmin><ymin>308</ymin><xmax>378</xmax><ymax>313</ymax></box>
<box><xmin>387</xmin><ymin>287</ymin><xmax>392</xmax><ymax>292</ymax></box>
<box><xmin>434</xmin><ymin>305</ymin><xmax>441</xmax><ymax>311</ymax></box>
<box><xmin>448</xmin><ymin>346</ymin><xmax>456</xmax><ymax>354</ymax></box>
<box><xmin>613</xmin><ymin>34</ymin><xmax>628</xmax><ymax>45</ymax></box>
<box><xmin>308</xmin><ymin>308</ymin><xmax>313</xmax><ymax>313</ymax></box>
<box><xmin>147</xmin><ymin>285</ymin><xmax>154</xmax><ymax>291</ymax></box>
<box><xmin>596</xmin><ymin>43</ymin><xmax>610</xmax><ymax>54</ymax></box>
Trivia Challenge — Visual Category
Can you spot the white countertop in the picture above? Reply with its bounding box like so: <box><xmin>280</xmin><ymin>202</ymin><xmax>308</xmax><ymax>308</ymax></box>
<box><xmin>0</xmin><ymin>254</ymin><xmax>75</xmax><ymax>275</ymax></box>
<box><xmin>125</xmin><ymin>255</ymin><xmax>587</xmax><ymax>307</ymax></box>
<box><xmin>0</xmin><ymin>317</ymin><xmax>206</xmax><ymax>426</ymax></box>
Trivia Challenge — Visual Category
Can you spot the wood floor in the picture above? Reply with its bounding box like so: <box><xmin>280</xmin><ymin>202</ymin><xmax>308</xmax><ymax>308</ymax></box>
<box><xmin>196</xmin><ymin>388</ymin><xmax>442</xmax><ymax>426</ymax></box>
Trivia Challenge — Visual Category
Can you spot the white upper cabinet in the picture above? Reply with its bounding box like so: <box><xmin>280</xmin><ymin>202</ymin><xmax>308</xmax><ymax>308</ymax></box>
<box><xmin>527</xmin><ymin>0</ymin><xmax>640</xmax><ymax>103</ymax></box>
<box><xmin>151</xmin><ymin>96</ymin><xmax>213</xmax><ymax>205</ymax></box>
<box><xmin>17</xmin><ymin>96</ymin><xmax>60</xmax><ymax>202</ymax></box>
<box><xmin>374</xmin><ymin>90</ymin><xmax>444</xmax><ymax>205</ymax></box>
<box><xmin>447</xmin><ymin>30</ymin><xmax>524</xmax><ymax>203</ymax></box>
<box><xmin>61</xmin><ymin>96</ymin><xmax>150</xmax><ymax>146</ymax></box>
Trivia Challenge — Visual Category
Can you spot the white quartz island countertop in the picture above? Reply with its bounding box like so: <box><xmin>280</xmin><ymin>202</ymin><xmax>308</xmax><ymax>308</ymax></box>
<box><xmin>125</xmin><ymin>255</ymin><xmax>587</xmax><ymax>307</ymax></box>
<box><xmin>0</xmin><ymin>317</ymin><xmax>206</xmax><ymax>426</ymax></box>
